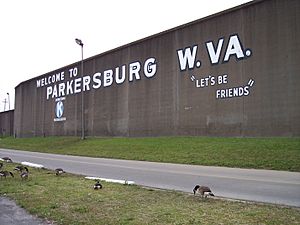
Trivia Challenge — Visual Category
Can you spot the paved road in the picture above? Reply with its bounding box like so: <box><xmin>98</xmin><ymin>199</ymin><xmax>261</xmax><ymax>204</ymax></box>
<box><xmin>1</xmin><ymin>148</ymin><xmax>300</xmax><ymax>207</ymax></box>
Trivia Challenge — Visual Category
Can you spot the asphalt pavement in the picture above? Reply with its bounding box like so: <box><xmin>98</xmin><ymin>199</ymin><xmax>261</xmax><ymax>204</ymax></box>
<box><xmin>1</xmin><ymin>148</ymin><xmax>300</xmax><ymax>207</ymax></box>
<box><xmin>0</xmin><ymin>197</ymin><xmax>52</xmax><ymax>225</ymax></box>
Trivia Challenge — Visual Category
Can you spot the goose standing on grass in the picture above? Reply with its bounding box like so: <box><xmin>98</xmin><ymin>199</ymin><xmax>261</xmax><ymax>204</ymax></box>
<box><xmin>20</xmin><ymin>171</ymin><xmax>29</xmax><ymax>180</ymax></box>
<box><xmin>0</xmin><ymin>171</ymin><xmax>14</xmax><ymax>178</ymax></box>
<box><xmin>94</xmin><ymin>180</ymin><xmax>102</xmax><ymax>190</ymax></box>
<box><xmin>14</xmin><ymin>165</ymin><xmax>29</xmax><ymax>173</ymax></box>
<box><xmin>1</xmin><ymin>157</ymin><xmax>12</xmax><ymax>163</ymax></box>
<box><xmin>55</xmin><ymin>168</ymin><xmax>65</xmax><ymax>176</ymax></box>
<box><xmin>193</xmin><ymin>185</ymin><xmax>215</xmax><ymax>198</ymax></box>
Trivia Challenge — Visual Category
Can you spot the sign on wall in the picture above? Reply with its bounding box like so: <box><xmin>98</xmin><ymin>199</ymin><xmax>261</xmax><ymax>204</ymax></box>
<box><xmin>53</xmin><ymin>97</ymin><xmax>66</xmax><ymax>122</ymax></box>
<box><xmin>177</xmin><ymin>34</ymin><xmax>255</xmax><ymax>99</ymax></box>
<box><xmin>36</xmin><ymin>57</ymin><xmax>157</xmax><ymax>100</ymax></box>
<box><xmin>36</xmin><ymin>33</ymin><xmax>255</xmax><ymax>122</ymax></box>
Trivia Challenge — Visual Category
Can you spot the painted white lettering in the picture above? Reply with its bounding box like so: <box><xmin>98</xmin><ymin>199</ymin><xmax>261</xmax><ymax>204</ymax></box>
<box><xmin>211</xmin><ymin>76</ymin><xmax>215</xmax><ymax>86</ymax></box>
<box><xmin>104</xmin><ymin>69</ymin><xmax>113</xmax><ymax>87</ymax></box>
<box><xmin>218</xmin><ymin>74</ymin><xmax>228</xmax><ymax>84</ymax></box>
<box><xmin>177</xmin><ymin>45</ymin><xmax>198</xmax><ymax>71</ymax></box>
<box><xmin>36</xmin><ymin>80</ymin><xmax>41</xmax><ymax>88</ymax></box>
<box><xmin>216</xmin><ymin>86</ymin><xmax>250</xmax><ymax>99</ymax></box>
<box><xmin>83</xmin><ymin>75</ymin><xmax>91</xmax><ymax>91</ymax></box>
<box><xmin>224</xmin><ymin>35</ymin><xmax>244</xmax><ymax>62</ymax></box>
<box><xmin>66</xmin><ymin>80</ymin><xmax>74</xmax><ymax>95</ymax></box>
<box><xmin>52</xmin><ymin>85</ymin><xmax>58</xmax><ymax>98</ymax></box>
<box><xmin>129</xmin><ymin>62</ymin><xmax>141</xmax><ymax>81</ymax></box>
<box><xmin>46</xmin><ymin>86</ymin><xmax>53</xmax><ymax>99</ymax></box>
<box><xmin>206</xmin><ymin>38</ymin><xmax>224</xmax><ymax>64</ymax></box>
<box><xmin>221</xmin><ymin>90</ymin><xmax>226</xmax><ymax>98</ymax></box>
<box><xmin>36</xmin><ymin>72</ymin><xmax>65</xmax><ymax>89</ymax></box>
<box><xmin>233</xmin><ymin>87</ymin><xmax>239</xmax><ymax>96</ymax></box>
<box><xmin>92</xmin><ymin>73</ymin><xmax>102</xmax><ymax>89</ymax></box>
<box><xmin>55</xmin><ymin>72</ymin><xmax>62</xmax><ymax>82</ymax></box>
<box><xmin>58</xmin><ymin>83</ymin><xmax>65</xmax><ymax>97</ymax></box>
<box><xmin>43</xmin><ymin>57</ymin><xmax>158</xmax><ymax>100</ymax></box>
<box><xmin>51</xmin><ymin>75</ymin><xmax>56</xmax><ymax>83</ymax></box>
<box><xmin>216</xmin><ymin>90</ymin><xmax>220</xmax><ymax>98</ymax></box>
<box><xmin>144</xmin><ymin>57</ymin><xmax>157</xmax><ymax>78</ymax></box>
<box><xmin>69</xmin><ymin>68</ymin><xmax>74</xmax><ymax>77</ymax></box>
<box><xmin>195</xmin><ymin>75</ymin><xmax>216</xmax><ymax>88</ymax></box>
<box><xmin>244</xmin><ymin>86</ymin><xmax>249</xmax><ymax>96</ymax></box>
<box><xmin>229</xmin><ymin>89</ymin><xmax>234</xmax><ymax>97</ymax></box>
<box><xmin>115</xmin><ymin>66</ymin><xmax>126</xmax><ymax>84</ymax></box>
<box><xmin>74</xmin><ymin>78</ymin><xmax>82</xmax><ymax>93</ymax></box>
<box><xmin>69</xmin><ymin>68</ymin><xmax>78</xmax><ymax>78</ymax></box>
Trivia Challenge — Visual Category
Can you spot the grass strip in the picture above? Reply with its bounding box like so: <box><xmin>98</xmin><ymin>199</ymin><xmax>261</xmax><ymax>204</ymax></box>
<box><xmin>1</xmin><ymin>136</ymin><xmax>299</xmax><ymax>171</ymax></box>
<box><xmin>0</xmin><ymin>163</ymin><xmax>299</xmax><ymax>225</ymax></box>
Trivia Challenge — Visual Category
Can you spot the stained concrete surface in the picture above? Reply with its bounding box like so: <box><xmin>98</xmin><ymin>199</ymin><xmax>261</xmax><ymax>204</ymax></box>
<box><xmin>0</xmin><ymin>197</ymin><xmax>53</xmax><ymax>225</ymax></box>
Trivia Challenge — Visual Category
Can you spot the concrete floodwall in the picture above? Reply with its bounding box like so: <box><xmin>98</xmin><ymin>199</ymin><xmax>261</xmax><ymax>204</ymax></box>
<box><xmin>14</xmin><ymin>0</ymin><xmax>300</xmax><ymax>137</ymax></box>
<box><xmin>0</xmin><ymin>110</ymin><xmax>14</xmax><ymax>137</ymax></box>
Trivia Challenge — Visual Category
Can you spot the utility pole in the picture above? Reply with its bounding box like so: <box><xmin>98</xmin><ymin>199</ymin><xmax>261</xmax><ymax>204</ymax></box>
<box><xmin>75</xmin><ymin>38</ymin><xmax>85</xmax><ymax>140</ymax></box>
<box><xmin>7</xmin><ymin>93</ymin><xmax>10</xmax><ymax>110</ymax></box>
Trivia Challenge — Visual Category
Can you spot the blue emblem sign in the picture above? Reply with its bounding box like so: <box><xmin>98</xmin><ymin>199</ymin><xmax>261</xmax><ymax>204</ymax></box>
<box><xmin>55</xmin><ymin>101</ymin><xmax>64</xmax><ymax>118</ymax></box>
<box><xmin>54</xmin><ymin>98</ymin><xmax>66</xmax><ymax>122</ymax></box>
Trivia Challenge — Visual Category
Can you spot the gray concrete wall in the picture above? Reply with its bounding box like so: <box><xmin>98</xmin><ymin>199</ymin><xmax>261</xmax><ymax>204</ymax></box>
<box><xmin>14</xmin><ymin>0</ymin><xmax>300</xmax><ymax>137</ymax></box>
<box><xmin>0</xmin><ymin>110</ymin><xmax>14</xmax><ymax>137</ymax></box>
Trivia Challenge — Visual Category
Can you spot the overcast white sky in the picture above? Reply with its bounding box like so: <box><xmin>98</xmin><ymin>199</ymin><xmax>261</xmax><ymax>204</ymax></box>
<box><xmin>0</xmin><ymin>0</ymin><xmax>251</xmax><ymax>112</ymax></box>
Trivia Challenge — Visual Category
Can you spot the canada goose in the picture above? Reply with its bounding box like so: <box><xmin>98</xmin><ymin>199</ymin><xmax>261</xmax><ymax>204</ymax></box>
<box><xmin>14</xmin><ymin>165</ymin><xmax>29</xmax><ymax>172</ymax></box>
<box><xmin>20</xmin><ymin>171</ymin><xmax>29</xmax><ymax>179</ymax></box>
<box><xmin>55</xmin><ymin>168</ymin><xmax>65</xmax><ymax>176</ymax></box>
<box><xmin>94</xmin><ymin>180</ymin><xmax>102</xmax><ymax>190</ymax></box>
<box><xmin>193</xmin><ymin>185</ymin><xmax>214</xmax><ymax>198</ymax></box>
<box><xmin>1</xmin><ymin>157</ymin><xmax>12</xmax><ymax>163</ymax></box>
<box><xmin>0</xmin><ymin>162</ymin><xmax>3</xmax><ymax>169</ymax></box>
<box><xmin>0</xmin><ymin>170</ymin><xmax>14</xmax><ymax>178</ymax></box>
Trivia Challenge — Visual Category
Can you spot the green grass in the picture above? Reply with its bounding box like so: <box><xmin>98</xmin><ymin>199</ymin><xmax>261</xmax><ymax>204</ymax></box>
<box><xmin>1</xmin><ymin>163</ymin><xmax>299</xmax><ymax>225</ymax></box>
<box><xmin>0</xmin><ymin>136</ymin><xmax>299</xmax><ymax>171</ymax></box>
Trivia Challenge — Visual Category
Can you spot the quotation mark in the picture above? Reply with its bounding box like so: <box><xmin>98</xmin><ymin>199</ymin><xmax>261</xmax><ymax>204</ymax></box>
<box><xmin>248</xmin><ymin>79</ymin><xmax>254</xmax><ymax>87</ymax></box>
<box><xmin>190</xmin><ymin>75</ymin><xmax>196</xmax><ymax>82</ymax></box>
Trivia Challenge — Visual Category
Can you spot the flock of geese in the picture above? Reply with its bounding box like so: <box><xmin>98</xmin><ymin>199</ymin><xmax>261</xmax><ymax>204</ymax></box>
<box><xmin>0</xmin><ymin>158</ymin><xmax>29</xmax><ymax>179</ymax></box>
<box><xmin>1</xmin><ymin>156</ymin><xmax>105</xmax><ymax>191</ymax></box>
<box><xmin>0</xmin><ymin>157</ymin><xmax>60</xmax><ymax>180</ymax></box>
<box><xmin>1</xmin><ymin>156</ymin><xmax>214</xmax><ymax>197</ymax></box>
